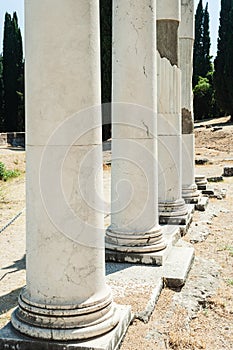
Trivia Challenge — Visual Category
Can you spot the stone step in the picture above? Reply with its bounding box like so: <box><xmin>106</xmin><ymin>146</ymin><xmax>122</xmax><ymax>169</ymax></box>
<box><xmin>163</xmin><ymin>246</ymin><xmax>195</xmax><ymax>288</ymax></box>
<box><xmin>106</xmin><ymin>241</ymin><xmax>195</xmax><ymax>324</ymax></box>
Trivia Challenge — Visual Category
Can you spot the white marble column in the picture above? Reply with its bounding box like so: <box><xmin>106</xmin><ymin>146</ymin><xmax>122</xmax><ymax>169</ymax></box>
<box><xmin>11</xmin><ymin>0</ymin><xmax>120</xmax><ymax>341</ymax></box>
<box><xmin>157</xmin><ymin>0</ymin><xmax>189</xmax><ymax>224</ymax></box>
<box><xmin>105</xmin><ymin>0</ymin><xmax>167</xmax><ymax>258</ymax></box>
<box><xmin>180</xmin><ymin>0</ymin><xmax>199</xmax><ymax>203</ymax></box>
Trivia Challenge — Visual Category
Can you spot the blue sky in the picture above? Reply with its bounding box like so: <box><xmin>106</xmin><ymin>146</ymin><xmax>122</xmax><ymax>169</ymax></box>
<box><xmin>0</xmin><ymin>0</ymin><xmax>221</xmax><ymax>57</ymax></box>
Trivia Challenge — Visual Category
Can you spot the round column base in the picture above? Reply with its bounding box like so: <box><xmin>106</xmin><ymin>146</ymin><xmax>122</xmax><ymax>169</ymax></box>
<box><xmin>106</xmin><ymin>226</ymin><xmax>167</xmax><ymax>252</ymax></box>
<box><xmin>182</xmin><ymin>184</ymin><xmax>199</xmax><ymax>203</ymax></box>
<box><xmin>195</xmin><ymin>175</ymin><xmax>208</xmax><ymax>186</ymax></box>
<box><xmin>159</xmin><ymin>199</ymin><xmax>188</xmax><ymax>217</ymax></box>
<box><xmin>11</xmin><ymin>288</ymin><xmax>119</xmax><ymax>341</ymax></box>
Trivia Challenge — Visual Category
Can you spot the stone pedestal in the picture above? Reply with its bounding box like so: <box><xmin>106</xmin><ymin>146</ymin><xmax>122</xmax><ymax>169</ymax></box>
<box><xmin>180</xmin><ymin>0</ymin><xmax>199</xmax><ymax>203</ymax></box>
<box><xmin>195</xmin><ymin>175</ymin><xmax>208</xmax><ymax>191</ymax></box>
<box><xmin>105</xmin><ymin>0</ymin><xmax>167</xmax><ymax>261</ymax></box>
<box><xmin>1</xmin><ymin>1</ymin><xmax>131</xmax><ymax>347</ymax></box>
<box><xmin>157</xmin><ymin>0</ymin><xmax>189</xmax><ymax>225</ymax></box>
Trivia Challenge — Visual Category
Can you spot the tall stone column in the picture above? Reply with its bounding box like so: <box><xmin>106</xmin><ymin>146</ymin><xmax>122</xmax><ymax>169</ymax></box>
<box><xmin>157</xmin><ymin>0</ymin><xmax>190</xmax><ymax>225</ymax></box>
<box><xmin>105</xmin><ymin>0</ymin><xmax>168</xmax><ymax>264</ymax></box>
<box><xmin>8</xmin><ymin>0</ymin><xmax>130</xmax><ymax>346</ymax></box>
<box><xmin>180</xmin><ymin>0</ymin><xmax>199</xmax><ymax>203</ymax></box>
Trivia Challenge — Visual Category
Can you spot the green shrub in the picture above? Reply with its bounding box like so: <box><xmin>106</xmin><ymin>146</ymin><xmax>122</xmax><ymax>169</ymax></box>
<box><xmin>0</xmin><ymin>161</ymin><xmax>6</xmax><ymax>179</ymax></box>
<box><xmin>0</xmin><ymin>161</ymin><xmax>20</xmax><ymax>181</ymax></box>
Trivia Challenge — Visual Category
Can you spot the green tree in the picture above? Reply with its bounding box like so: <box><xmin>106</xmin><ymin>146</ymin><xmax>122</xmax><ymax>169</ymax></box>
<box><xmin>214</xmin><ymin>0</ymin><xmax>233</xmax><ymax>119</ymax></box>
<box><xmin>193</xmin><ymin>0</ymin><xmax>204</xmax><ymax>87</ymax></box>
<box><xmin>193</xmin><ymin>1</ymin><xmax>214</xmax><ymax>120</ymax></box>
<box><xmin>0</xmin><ymin>55</ymin><xmax>4</xmax><ymax>131</ymax></box>
<box><xmin>202</xmin><ymin>4</ymin><xmax>212</xmax><ymax>77</ymax></box>
<box><xmin>16</xmin><ymin>61</ymin><xmax>25</xmax><ymax>131</ymax></box>
<box><xmin>100</xmin><ymin>0</ymin><xmax>112</xmax><ymax>141</ymax></box>
<box><xmin>14</xmin><ymin>12</ymin><xmax>25</xmax><ymax>132</ymax></box>
<box><xmin>3</xmin><ymin>12</ymin><xmax>24</xmax><ymax>132</ymax></box>
<box><xmin>193</xmin><ymin>1</ymin><xmax>212</xmax><ymax>86</ymax></box>
<box><xmin>224</xmin><ymin>5</ymin><xmax>233</xmax><ymax>119</ymax></box>
<box><xmin>194</xmin><ymin>75</ymin><xmax>212</xmax><ymax>120</ymax></box>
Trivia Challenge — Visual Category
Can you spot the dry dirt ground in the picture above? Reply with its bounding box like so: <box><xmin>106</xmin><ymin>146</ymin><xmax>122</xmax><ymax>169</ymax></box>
<box><xmin>0</xmin><ymin>117</ymin><xmax>233</xmax><ymax>349</ymax></box>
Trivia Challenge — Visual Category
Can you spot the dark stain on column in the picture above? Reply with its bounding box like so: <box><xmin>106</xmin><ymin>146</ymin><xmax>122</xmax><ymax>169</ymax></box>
<box><xmin>157</xmin><ymin>20</ymin><xmax>179</xmax><ymax>66</ymax></box>
<box><xmin>182</xmin><ymin>108</ymin><xmax>194</xmax><ymax>134</ymax></box>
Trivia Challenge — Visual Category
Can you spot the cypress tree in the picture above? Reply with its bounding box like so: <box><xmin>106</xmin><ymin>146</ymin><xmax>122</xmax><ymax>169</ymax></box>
<box><xmin>193</xmin><ymin>1</ymin><xmax>215</xmax><ymax>120</ymax></box>
<box><xmin>14</xmin><ymin>12</ymin><xmax>25</xmax><ymax>132</ymax></box>
<box><xmin>0</xmin><ymin>55</ymin><xmax>4</xmax><ymax>131</ymax></box>
<box><xmin>100</xmin><ymin>0</ymin><xmax>112</xmax><ymax>141</ymax></box>
<box><xmin>224</xmin><ymin>5</ymin><xmax>233</xmax><ymax>119</ymax></box>
<box><xmin>202</xmin><ymin>4</ymin><xmax>212</xmax><ymax>77</ymax></box>
<box><xmin>193</xmin><ymin>0</ymin><xmax>204</xmax><ymax>87</ymax></box>
<box><xmin>17</xmin><ymin>61</ymin><xmax>25</xmax><ymax>132</ymax></box>
<box><xmin>3</xmin><ymin>12</ymin><xmax>17</xmax><ymax>131</ymax></box>
<box><xmin>214</xmin><ymin>0</ymin><xmax>233</xmax><ymax>118</ymax></box>
<box><xmin>3</xmin><ymin>12</ymin><xmax>24</xmax><ymax>132</ymax></box>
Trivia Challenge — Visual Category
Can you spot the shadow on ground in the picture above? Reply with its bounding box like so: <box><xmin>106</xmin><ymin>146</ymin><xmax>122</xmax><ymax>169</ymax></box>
<box><xmin>1</xmin><ymin>255</ymin><xmax>26</xmax><ymax>273</ymax></box>
<box><xmin>0</xmin><ymin>287</ymin><xmax>22</xmax><ymax>315</ymax></box>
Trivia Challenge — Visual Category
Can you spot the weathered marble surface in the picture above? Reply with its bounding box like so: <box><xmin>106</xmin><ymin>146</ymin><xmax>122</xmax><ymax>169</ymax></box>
<box><xmin>179</xmin><ymin>0</ymin><xmax>199</xmax><ymax>202</ymax></box>
<box><xmin>11</xmin><ymin>0</ymin><xmax>124</xmax><ymax>342</ymax></box>
<box><xmin>157</xmin><ymin>56</ymin><xmax>187</xmax><ymax>218</ymax></box>
<box><xmin>106</xmin><ymin>0</ymin><xmax>166</xmax><ymax>254</ymax></box>
<box><xmin>157</xmin><ymin>0</ymin><xmax>181</xmax><ymax>21</ymax></box>
<box><xmin>157</xmin><ymin>0</ymin><xmax>180</xmax><ymax>66</ymax></box>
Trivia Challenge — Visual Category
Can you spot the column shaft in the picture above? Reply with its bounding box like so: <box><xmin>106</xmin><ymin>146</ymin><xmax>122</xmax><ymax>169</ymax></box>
<box><xmin>11</xmin><ymin>0</ymin><xmax>118</xmax><ymax>340</ymax></box>
<box><xmin>180</xmin><ymin>0</ymin><xmax>199</xmax><ymax>203</ymax></box>
<box><xmin>157</xmin><ymin>0</ymin><xmax>188</xmax><ymax>223</ymax></box>
<box><xmin>106</xmin><ymin>0</ymin><xmax>166</xmax><ymax>253</ymax></box>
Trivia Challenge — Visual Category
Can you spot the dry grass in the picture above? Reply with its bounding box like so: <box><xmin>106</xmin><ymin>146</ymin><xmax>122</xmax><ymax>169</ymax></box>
<box><xmin>166</xmin><ymin>307</ymin><xmax>206</xmax><ymax>350</ymax></box>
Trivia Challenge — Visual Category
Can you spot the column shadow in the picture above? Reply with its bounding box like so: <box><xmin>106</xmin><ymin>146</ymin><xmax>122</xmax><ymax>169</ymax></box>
<box><xmin>0</xmin><ymin>255</ymin><xmax>26</xmax><ymax>314</ymax></box>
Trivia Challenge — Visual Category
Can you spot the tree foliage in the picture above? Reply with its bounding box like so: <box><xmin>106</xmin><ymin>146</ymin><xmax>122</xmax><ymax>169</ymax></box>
<box><xmin>2</xmin><ymin>12</ymin><xmax>24</xmax><ymax>132</ymax></box>
<box><xmin>224</xmin><ymin>6</ymin><xmax>233</xmax><ymax>114</ymax></box>
<box><xmin>193</xmin><ymin>75</ymin><xmax>213</xmax><ymax>119</ymax></box>
<box><xmin>214</xmin><ymin>0</ymin><xmax>233</xmax><ymax>118</ymax></box>
<box><xmin>193</xmin><ymin>0</ymin><xmax>204</xmax><ymax>87</ymax></box>
<box><xmin>0</xmin><ymin>55</ymin><xmax>4</xmax><ymax>130</ymax></box>
<box><xmin>193</xmin><ymin>1</ymin><xmax>214</xmax><ymax>119</ymax></box>
<box><xmin>203</xmin><ymin>4</ymin><xmax>212</xmax><ymax>77</ymax></box>
<box><xmin>193</xmin><ymin>1</ymin><xmax>212</xmax><ymax>87</ymax></box>
<box><xmin>100</xmin><ymin>0</ymin><xmax>112</xmax><ymax>140</ymax></box>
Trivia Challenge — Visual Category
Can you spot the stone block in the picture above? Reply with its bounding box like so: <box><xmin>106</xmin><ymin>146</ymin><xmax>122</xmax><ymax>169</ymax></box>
<box><xmin>198</xmin><ymin>185</ymin><xmax>207</xmax><ymax>191</ymax></box>
<box><xmin>202</xmin><ymin>190</ymin><xmax>215</xmax><ymax>196</ymax></box>
<box><xmin>195</xmin><ymin>196</ymin><xmax>209</xmax><ymax>212</ymax></box>
<box><xmin>163</xmin><ymin>246</ymin><xmax>195</xmax><ymax>288</ymax></box>
<box><xmin>207</xmin><ymin>176</ymin><xmax>224</xmax><ymax>183</ymax></box>
<box><xmin>223</xmin><ymin>167</ymin><xmax>233</xmax><ymax>177</ymax></box>
<box><xmin>195</xmin><ymin>158</ymin><xmax>209</xmax><ymax>165</ymax></box>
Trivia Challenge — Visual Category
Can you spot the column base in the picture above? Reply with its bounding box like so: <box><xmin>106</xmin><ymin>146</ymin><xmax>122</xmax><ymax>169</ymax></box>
<box><xmin>0</xmin><ymin>304</ymin><xmax>131</xmax><ymax>350</ymax></box>
<box><xmin>105</xmin><ymin>225</ymin><xmax>167</xmax><ymax>254</ymax></box>
<box><xmin>11</xmin><ymin>288</ymin><xmax>119</xmax><ymax>341</ymax></box>
<box><xmin>159</xmin><ymin>204</ymin><xmax>194</xmax><ymax>236</ymax></box>
<box><xmin>159</xmin><ymin>199</ymin><xmax>189</xmax><ymax>225</ymax></box>
<box><xmin>106</xmin><ymin>225</ymin><xmax>180</xmax><ymax>266</ymax></box>
<box><xmin>195</xmin><ymin>175</ymin><xmax>208</xmax><ymax>191</ymax></box>
<box><xmin>182</xmin><ymin>184</ymin><xmax>200</xmax><ymax>204</ymax></box>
